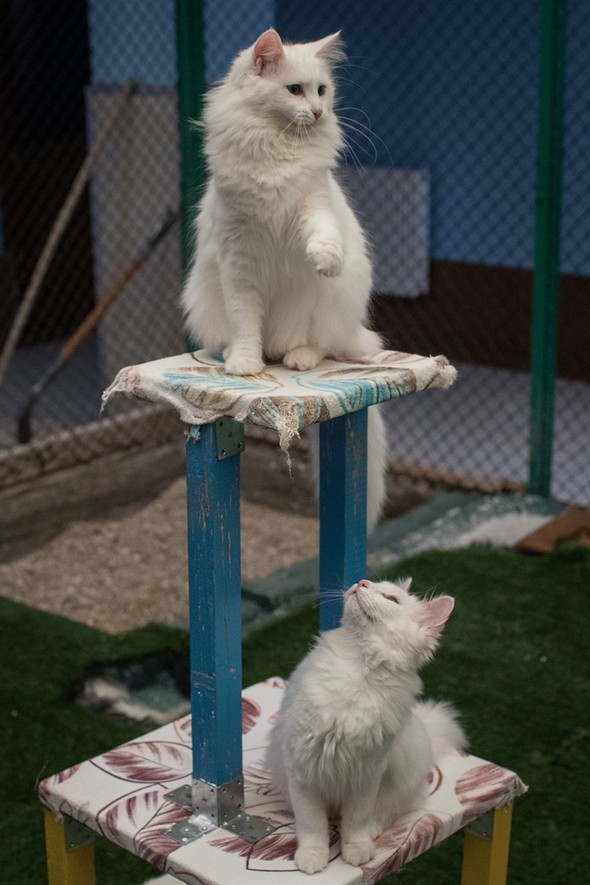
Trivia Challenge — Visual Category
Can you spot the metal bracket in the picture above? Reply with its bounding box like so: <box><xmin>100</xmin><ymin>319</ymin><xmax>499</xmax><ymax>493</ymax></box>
<box><xmin>63</xmin><ymin>815</ymin><xmax>94</xmax><ymax>852</ymax></box>
<box><xmin>165</xmin><ymin>778</ymin><xmax>276</xmax><ymax>845</ymax></box>
<box><xmin>466</xmin><ymin>809</ymin><xmax>494</xmax><ymax>840</ymax></box>
<box><xmin>214</xmin><ymin>417</ymin><xmax>245</xmax><ymax>460</ymax></box>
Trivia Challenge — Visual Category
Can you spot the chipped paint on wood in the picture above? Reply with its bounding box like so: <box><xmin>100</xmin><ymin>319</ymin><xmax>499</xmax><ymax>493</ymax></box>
<box><xmin>185</xmin><ymin>422</ymin><xmax>243</xmax><ymax>787</ymax></box>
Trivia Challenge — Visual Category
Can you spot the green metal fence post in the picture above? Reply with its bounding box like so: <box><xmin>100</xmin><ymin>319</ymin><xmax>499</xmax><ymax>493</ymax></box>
<box><xmin>529</xmin><ymin>0</ymin><xmax>567</xmax><ymax>497</ymax></box>
<box><xmin>175</xmin><ymin>0</ymin><xmax>206</xmax><ymax>274</ymax></box>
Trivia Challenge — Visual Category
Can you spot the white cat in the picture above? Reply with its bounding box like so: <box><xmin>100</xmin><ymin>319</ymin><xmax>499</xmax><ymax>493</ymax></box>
<box><xmin>181</xmin><ymin>29</ymin><xmax>387</xmax><ymax>529</ymax></box>
<box><xmin>266</xmin><ymin>577</ymin><xmax>467</xmax><ymax>875</ymax></box>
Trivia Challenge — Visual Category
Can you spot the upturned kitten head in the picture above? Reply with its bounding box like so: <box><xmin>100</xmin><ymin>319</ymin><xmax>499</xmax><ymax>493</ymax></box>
<box><xmin>342</xmin><ymin>578</ymin><xmax>455</xmax><ymax>670</ymax></box>
<box><xmin>210</xmin><ymin>29</ymin><xmax>344</xmax><ymax>149</ymax></box>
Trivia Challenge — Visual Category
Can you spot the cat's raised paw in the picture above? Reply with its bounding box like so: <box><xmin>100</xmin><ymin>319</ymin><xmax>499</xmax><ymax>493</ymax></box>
<box><xmin>342</xmin><ymin>838</ymin><xmax>376</xmax><ymax>867</ymax></box>
<box><xmin>224</xmin><ymin>352</ymin><xmax>265</xmax><ymax>376</ymax></box>
<box><xmin>306</xmin><ymin>238</ymin><xmax>343</xmax><ymax>277</ymax></box>
<box><xmin>295</xmin><ymin>844</ymin><xmax>329</xmax><ymax>875</ymax></box>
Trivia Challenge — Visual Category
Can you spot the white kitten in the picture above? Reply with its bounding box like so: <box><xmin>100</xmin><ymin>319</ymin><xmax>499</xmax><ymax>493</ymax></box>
<box><xmin>266</xmin><ymin>577</ymin><xmax>467</xmax><ymax>875</ymax></box>
<box><xmin>181</xmin><ymin>29</ymin><xmax>387</xmax><ymax>528</ymax></box>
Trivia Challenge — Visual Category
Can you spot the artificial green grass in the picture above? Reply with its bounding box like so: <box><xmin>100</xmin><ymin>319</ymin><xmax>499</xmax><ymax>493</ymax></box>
<box><xmin>2</xmin><ymin>544</ymin><xmax>589</xmax><ymax>883</ymax></box>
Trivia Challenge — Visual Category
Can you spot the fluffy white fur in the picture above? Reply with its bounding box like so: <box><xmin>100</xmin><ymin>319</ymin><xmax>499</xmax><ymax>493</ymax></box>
<box><xmin>266</xmin><ymin>577</ymin><xmax>467</xmax><ymax>874</ymax></box>
<box><xmin>181</xmin><ymin>29</ymin><xmax>387</xmax><ymax>529</ymax></box>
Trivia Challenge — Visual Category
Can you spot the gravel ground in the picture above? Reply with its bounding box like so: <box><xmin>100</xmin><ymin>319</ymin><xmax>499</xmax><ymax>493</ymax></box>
<box><xmin>0</xmin><ymin>475</ymin><xmax>319</xmax><ymax>634</ymax></box>
<box><xmin>0</xmin><ymin>434</ymin><xmax>318</xmax><ymax>633</ymax></box>
<box><xmin>0</xmin><ymin>432</ymin><xmax>437</xmax><ymax>634</ymax></box>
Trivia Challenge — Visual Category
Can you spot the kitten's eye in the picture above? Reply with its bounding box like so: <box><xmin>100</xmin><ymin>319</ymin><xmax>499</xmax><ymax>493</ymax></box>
<box><xmin>318</xmin><ymin>85</ymin><xmax>327</xmax><ymax>96</ymax></box>
<box><xmin>287</xmin><ymin>84</ymin><xmax>302</xmax><ymax>95</ymax></box>
<box><xmin>383</xmin><ymin>594</ymin><xmax>399</xmax><ymax>604</ymax></box>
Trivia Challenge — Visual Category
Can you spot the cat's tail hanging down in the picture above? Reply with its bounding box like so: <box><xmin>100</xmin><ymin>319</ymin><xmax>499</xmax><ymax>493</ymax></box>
<box><xmin>309</xmin><ymin>405</ymin><xmax>387</xmax><ymax>535</ymax></box>
<box><xmin>413</xmin><ymin>699</ymin><xmax>469</xmax><ymax>760</ymax></box>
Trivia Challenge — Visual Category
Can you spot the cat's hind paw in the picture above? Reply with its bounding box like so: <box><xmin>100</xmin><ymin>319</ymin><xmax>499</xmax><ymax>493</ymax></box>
<box><xmin>342</xmin><ymin>838</ymin><xmax>376</xmax><ymax>867</ymax></box>
<box><xmin>283</xmin><ymin>346</ymin><xmax>322</xmax><ymax>371</ymax></box>
<box><xmin>306</xmin><ymin>238</ymin><xmax>344</xmax><ymax>277</ymax></box>
<box><xmin>224</xmin><ymin>352</ymin><xmax>265</xmax><ymax>376</ymax></box>
<box><xmin>295</xmin><ymin>844</ymin><xmax>330</xmax><ymax>875</ymax></box>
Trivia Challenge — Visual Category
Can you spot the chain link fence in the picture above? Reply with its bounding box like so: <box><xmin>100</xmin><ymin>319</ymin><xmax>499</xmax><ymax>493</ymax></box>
<box><xmin>0</xmin><ymin>0</ymin><xmax>588</xmax><ymax>506</ymax></box>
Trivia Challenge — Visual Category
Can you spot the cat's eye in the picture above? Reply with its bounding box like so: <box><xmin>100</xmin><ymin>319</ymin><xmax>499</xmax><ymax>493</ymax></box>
<box><xmin>287</xmin><ymin>84</ymin><xmax>303</xmax><ymax>95</ymax></box>
<box><xmin>383</xmin><ymin>594</ymin><xmax>400</xmax><ymax>604</ymax></box>
<box><xmin>318</xmin><ymin>85</ymin><xmax>327</xmax><ymax>96</ymax></box>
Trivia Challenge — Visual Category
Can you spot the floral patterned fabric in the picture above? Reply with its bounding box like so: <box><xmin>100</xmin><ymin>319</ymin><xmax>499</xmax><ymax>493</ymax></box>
<box><xmin>40</xmin><ymin>679</ymin><xmax>527</xmax><ymax>884</ymax></box>
<box><xmin>101</xmin><ymin>349</ymin><xmax>457</xmax><ymax>451</ymax></box>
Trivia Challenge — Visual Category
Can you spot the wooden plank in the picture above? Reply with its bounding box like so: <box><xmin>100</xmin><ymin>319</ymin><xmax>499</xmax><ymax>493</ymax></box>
<box><xmin>514</xmin><ymin>505</ymin><xmax>590</xmax><ymax>553</ymax></box>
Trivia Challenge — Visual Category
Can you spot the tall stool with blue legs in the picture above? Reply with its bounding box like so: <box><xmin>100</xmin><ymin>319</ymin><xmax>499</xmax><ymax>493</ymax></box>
<box><xmin>40</xmin><ymin>349</ymin><xmax>526</xmax><ymax>884</ymax></box>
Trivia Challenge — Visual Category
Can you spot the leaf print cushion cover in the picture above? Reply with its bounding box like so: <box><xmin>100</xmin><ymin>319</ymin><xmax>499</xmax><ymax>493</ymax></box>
<box><xmin>40</xmin><ymin>679</ymin><xmax>526</xmax><ymax>884</ymax></box>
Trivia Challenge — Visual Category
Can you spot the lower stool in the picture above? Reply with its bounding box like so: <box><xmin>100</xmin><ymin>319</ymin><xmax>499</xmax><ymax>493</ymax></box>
<box><xmin>41</xmin><ymin>679</ymin><xmax>526</xmax><ymax>883</ymax></box>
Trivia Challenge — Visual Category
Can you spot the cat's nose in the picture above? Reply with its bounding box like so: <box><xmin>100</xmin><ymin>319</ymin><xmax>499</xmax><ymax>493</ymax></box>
<box><xmin>358</xmin><ymin>579</ymin><xmax>370</xmax><ymax>588</ymax></box>
<box><xmin>312</xmin><ymin>107</ymin><xmax>323</xmax><ymax>120</ymax></box>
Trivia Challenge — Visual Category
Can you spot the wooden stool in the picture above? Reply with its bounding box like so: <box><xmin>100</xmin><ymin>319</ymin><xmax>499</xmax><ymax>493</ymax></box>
<box><xmin>39</xmin><ymin>350</ymin><xmax>526</xmax><ymax>883</ymax></box>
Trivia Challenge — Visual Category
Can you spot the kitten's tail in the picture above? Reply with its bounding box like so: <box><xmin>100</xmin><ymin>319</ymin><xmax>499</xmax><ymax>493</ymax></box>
<box><xmin>414</xmin><ymin>699</ymin><xmax>468</xmax><ymax>759</ymax></box>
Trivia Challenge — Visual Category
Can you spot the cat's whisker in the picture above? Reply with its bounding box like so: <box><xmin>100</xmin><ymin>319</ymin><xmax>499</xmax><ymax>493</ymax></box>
<box><xmin>340</xmin><ymin>136</ymin><xmax>365</xmax><ymax>173</ymax></box>
<box><xmin>339</xmin><ymin>117</ymin><xmax>380</xmax><ymax>158</ymax></box>
<box><xmin>337</xmin><ymin>106</ymin><xmax>374</xmax><ymax>128</ymax></box>
<box><xmin>339</xmin><ymin>113</ymin><xmax>394</xmax><ymax>166</ymax></box>
<box><xmin>340</xmin><ymin>125</ymin><xmax>378</xmax><ymax>167</ymax></box>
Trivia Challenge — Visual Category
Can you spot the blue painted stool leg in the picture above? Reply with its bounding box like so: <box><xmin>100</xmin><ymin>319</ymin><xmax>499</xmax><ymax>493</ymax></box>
<box><xmin>319</xmin><ymin>410</ymin><xmax>368</xmax><ymax>631</ymax></box>
<box><xmin>185</xmin><ymin>424</ymin><xmax>242</xmax><ymax>795</ymax></box>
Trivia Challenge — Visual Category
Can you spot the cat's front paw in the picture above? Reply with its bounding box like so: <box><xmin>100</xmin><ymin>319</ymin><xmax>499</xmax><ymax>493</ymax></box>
<box><xmin>306</xmin><ymin>238</ymin><xmax>344</xmax><ymax>277</ymax></box>
<box><xmin>341</xmin><ymin>838</ymin><xmax>376</xmax><ymax>867</ymax></box>
<box><xmin>295</xmin><ymin>844</ymin><xmax>329</xmax><ymax>875</ymax></box>
<box><xmin>224</xmin><ymin>352</ymin><xmax>265</xmax><ymax>376</ymax></box>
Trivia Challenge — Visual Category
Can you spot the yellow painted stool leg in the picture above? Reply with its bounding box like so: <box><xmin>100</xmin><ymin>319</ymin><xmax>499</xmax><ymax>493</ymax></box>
<box><xmin>43</xmin><ymin>808</ymin><xmax>96</xmax><ymax>885</ymax></box>
<box><xmin>461</xmin><ymin>802</ymin><xmax>514</xmax><ymax>885</ymax></box>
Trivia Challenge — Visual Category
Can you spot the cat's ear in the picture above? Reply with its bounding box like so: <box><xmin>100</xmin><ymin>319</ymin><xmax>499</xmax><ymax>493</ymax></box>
<box><xmin>252</xmin><ymin>29</ymin><xmax>285</xmax><ymax>73</ymax></box>
<box><xmin>314</xmin><ymin>32</ymin><xmax>346</xmax><ymax>65</ymax></box>
<box><xmin>418</xmin><ymin>596</ymin><xmax>454</xmax><ymax>635</ymax></box>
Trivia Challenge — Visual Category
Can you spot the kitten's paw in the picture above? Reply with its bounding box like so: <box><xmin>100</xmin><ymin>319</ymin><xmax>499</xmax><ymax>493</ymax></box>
<box><xmin>341</xmin><ymin>838</ymin><xmax>375</xmax><ymax>867</ymax></box>
<box><xmin>283</xmin><ymin>346</ymin><xmax>322</xmax><ymax>371</ymax></box>
<box><xmin>306</xmin><ymin>238</ymin><xmax>344</xmax><ymax>277</ymax></box>
<box><xmin>295</xmin><ymin>844</ymin><xmax>329</xmax><ymax>875</ymax></box>
<box><xmin>224</xmin><ymin>352</ymin><xmax>264</xmax><ymax>376</ymax></box>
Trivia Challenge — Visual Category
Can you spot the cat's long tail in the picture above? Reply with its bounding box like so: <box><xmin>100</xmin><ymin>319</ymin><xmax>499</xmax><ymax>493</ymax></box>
<box><xmin>414</xmin><ymin>699</ymin><xmax>468</xmax><ymax>759</ymax></box>
<box><xmin>308</xmin><ymin>404</ymin><xmax>387</xmax><ymax>534</ymax></box>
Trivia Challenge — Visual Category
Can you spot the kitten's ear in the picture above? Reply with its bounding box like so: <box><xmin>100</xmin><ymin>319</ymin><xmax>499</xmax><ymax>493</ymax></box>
<box><xmin>418</xmin><ymin>596</ymin><xmax>454</xmax><ymax>635</ymax></box>
<box><xmin>314</xmin><ymin>32</ymin><xmax>346</xmax><ymax>65</ymax></box>
<box><xmin>253</xmin><ymin>29</ymin><xmax>285</xmax><ymax>73</ymax></box>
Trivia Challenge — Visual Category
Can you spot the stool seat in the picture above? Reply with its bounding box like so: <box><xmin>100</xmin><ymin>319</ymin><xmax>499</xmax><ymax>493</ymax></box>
<box><xmin>101</xmin><ymin>349</ymin><xmax>457</xmax><ymax>451</ymax></box>
<box><xmin>40</xmin><ymin>679</ymin><xmax>526</xmax><ymax>884</ymax></box>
